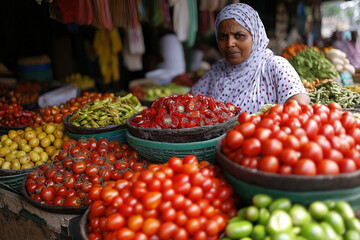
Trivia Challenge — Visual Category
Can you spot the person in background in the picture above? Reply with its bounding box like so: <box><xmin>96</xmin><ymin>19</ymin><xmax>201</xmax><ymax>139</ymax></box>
<box><xmin>330</xmin><ymin>30</ymin><xmax>345</xmax><ymax>50</ymax></box>
<box><xmin>342</xmin><ymin>31</ymin><xmax>360</xmax><ymax>70</ymax></box>
<box><xmin>191</xmin><ymin>3</ymin><xmax>310</xmax><ymax>114</ymax></box>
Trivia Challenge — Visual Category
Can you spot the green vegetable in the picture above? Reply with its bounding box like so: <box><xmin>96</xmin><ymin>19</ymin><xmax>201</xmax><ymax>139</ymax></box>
<box><xmin>253</xmin><ymin>193</ymin><xmax>273</xmax><ymax>208</ymax></box>
<box><xmin>344</xmin><ymin>230</ymin><xmax>360</xmax><ymax>240</ymax></box>
<box><xmin>269</xmin><ymin>198</ymin><xmax>292</xmax><ymax>213</ymax></box>
<box><xmin>228</xmin><ymin>216</ymin><xmax>245</xmax><ymax>224</ymax></box>
<box><xmin>225</xmin><ymin>220</ymin><xmax>253</xmax><ymax>239</ymax></box>
<box><xmin>245</xmin><ymin>206</ymin><xmax>259</xmax><ymax>222</ymax></box>
<box><xmin>258</xmin><ymin>208</ymin><xmax>270</xmax><ymax>225</ymax></box>
<box><xmin>266</xmin><ymin>210</ymin><xmax>293</xmax><ymax>236</ymax></box>
<box><xmin>300</xmin><ymin>222</ymin><xmax>325</xmax><ymax>240</ymax></box>
<box><xmin>289</xmin><ymin>204</ymin><xmax>312</xmax><ymax>226</ymax></box>
<box><xmin>320</xmin><ymin>222</ymin><xmax>338</xmax><ymax>240</ymax></box>
<box><xmin>309</xmin><ymin>201</ymin><xmax>329</xmax><ymax>221</ymax></box>
<box><xmin>333</xmin><ymin>201</ymin><xmax>355</xmax><ymax>220</ymax></box>
<box><xmin>345</xmin><ymin>218</ymin><xmax>360</xmax><ymax>233</ymax></box>
<box><xmin>289</xmin><ymin>49</ymin><xmax>338</xmax><ymax>80</ymax></box>
<box><xmin>251</xmin><ymin>224</ymin><xmax>267</xmax><ymax>240</ymax></box>
<box><xmin>323</xmin><ymin>211</ymin><xmax>345</xmax><ymax>235</ymax></box>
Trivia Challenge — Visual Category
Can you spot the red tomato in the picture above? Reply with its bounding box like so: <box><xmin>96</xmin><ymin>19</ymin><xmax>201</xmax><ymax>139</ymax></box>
<box><xmin>339</xmin><ymin>158</ymin><xmax>357</xmax><ymax>173</ymax></box>
<box><xmin>278</xmin><ymin>165</ymin><xmax>293</xmax><ymax>175</ymax></box>
<box><xmin>236</xmin><ymin>122</ymin><xmax>256</xmax><ymax>138</ymax></box>
<box><xmin>341</xmin><ymin>111</ymin><xmax>356</xmax><ymax>132</ymax></box>
<box><xmin>142</xmin><ymin>218</ymin><xmax>160</xmax><ymax>236</ymax></box>
<box><xmin>280</xmin><ymin>148</ymin><xmax>299</xmax><ymax>165</ymax></box>
<box><xmin>90</xmin><ymin>200</ymin><xmax>106</xmax><ymax>217</ymax></box>
<box><xmin>258</xmin><ymin>156</ymin><xmax>279</xmax><ymax>173</ymax></box>
<box><xmin>253</xmin><ymin>128</ymin><xmax>272</xmax><ymax>142</ymax></box>
<box><xmin>127</xmin><ymin>215</ymin><xmax>144</xmax><ymax>232</ymax></box>
<box><xmin>106</xmin><ymin>212</ymin><xmax>125</xmax><ymax>230</ymax></box>
<box><xmin>40</xmin><ymin>186</ymin><xmax>55</xmax><ymax>202</ymax></box>
<box><xmin>242</xmin><ymin>138</ymin><xmax>261</xmax><ymax>157</ymax></box>
<box><xmin>300</xmin><ymin>141</ymin><xmax>323</xmax><ymax>163</ymax></box>
<box><xmin>143</xmin><ymin>192</ymin><xmax>162</xmax><ymax>210</ymax></box>
<box><xmin>225</xmin><ymin>129</ymin><xmax>244</xmax><ymax>150</ymax></box>
<box><xmin>238</xmin><ymin>112</ymin><xmax>252</xmax><ymax>124</ymax></box>
<box><xmin>158</xmin><ymin>222</ymin><xmax>177</xmax><ymax>239</ymax></box>
<box><xmin>261</xmin><ymin>138</ymin><xmax>283</xmax><ymax>157</ymax></box>
<box><xmin>302</xmin><ymin>119</ymin><xmax>319</xmax><ymax>140</ymax></box>
<box><xmin>293</xmin><ymin>159</ymin><xmax>316</xmax><ymax>176</ymax></box>
<box><xmin>317</xmin><ymin>159</ymin><xmax>340</xmax><ymax>175</ymax></box>
<box><xmin>282</xmin><ymin>134</ymin><xmax>301</xmax><ymax>150</ymax></box>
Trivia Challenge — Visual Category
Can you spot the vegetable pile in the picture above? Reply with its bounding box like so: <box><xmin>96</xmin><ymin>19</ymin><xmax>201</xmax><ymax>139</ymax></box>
<box><xmin>85</xmin><ymin>155</ymin><xmax>238</xmax><ymax>239</ymax></box>
<box><xmin>25</xmin><ymin>139</ymin><xmax>148</xmax><ymax>207</ymax></box>
<box><xmin>309</xmin><ymin>80</ymin><xmax>360</xmax><ymax>108</ymax></box>
<box><xmin>223</xmin><ymin>193</ymin><xmax>360</xmax><ymax>239</ymax></box>
<box><xmin>326</xmin><ymin>48</ymin><xmax>355</xmax><ymax>75</ymax></box>
<box><xmin>289</xmin><ymin>49</ymin><xmax>338</xmax><ymax>81</ymax></box>
<box><xmin>69</xmin><ymin>93</ymin><xmax>143</xmax><ymax>128</ymax></box>
<box><xmin>222</xmin><ymin>100</ymin><xmax>360</xmax><ymax>175</ymax></box>
<box><xmin>130</xmin><ymin>94</ymin><xmax>240</xmax><ymax>129</ymax></box>
<box><xmin>0</xmin><ymin>103</ymin><xmax>35</xmax><ymax>127</ymax></box>
<box><xmin>281</xmin><ymin>43</ymin><xmax>309</xmax><ymax>60</ymax></box>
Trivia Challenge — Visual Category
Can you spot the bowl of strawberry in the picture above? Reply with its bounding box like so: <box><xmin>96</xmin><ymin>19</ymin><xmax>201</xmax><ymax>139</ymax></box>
<box><xmin>216</xmin><ymin>100</ymin><xmax>360</xmax><ymax>191</ymax></box>
<box><xmin>127</xmin><ymin>94</ymin><xmax>241</xmax><ymax>143</ymax></box>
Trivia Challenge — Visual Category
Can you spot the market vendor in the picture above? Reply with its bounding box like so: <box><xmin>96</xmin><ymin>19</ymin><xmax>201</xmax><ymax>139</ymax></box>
<box><xmin>191</xmin><ymin>3</ymin><xmax>310</xmax><ymax>114</ymax></box>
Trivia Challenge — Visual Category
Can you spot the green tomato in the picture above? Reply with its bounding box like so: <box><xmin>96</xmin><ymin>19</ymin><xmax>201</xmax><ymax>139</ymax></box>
<box><xmin>309</xmin><ymin>201</ymin><xmax>329</xmax><ymax>221</ymax></box>
<box><xmin>228</xmin><ymin>216</ymin><xmax>245</xmax><ymax>224</ymax></box>
<box><xmin>289</xmin><ymin>204</ymin><xmax>312</xmax><ymax>226</ymax></box>
<box><xmin>320</xmin><ymin>221</ymin><xmax>338</xmax><ymax>240</ymax></box>
<box><xmin>266</xmin><ymin>210</ymin><xmax>292</xmax><ymax>236</ymax></box>
<box><xmin>252</xmin><ymin>193</ymin><xmax>273</xmax><ymax>208</ymax></box>
<box><xmin>301</xmin><ymin>222</ymin><xmax>325</xmax><ymax>240</ymax></box>
<box><xmin>333</xmin><ymin>201</ymin><xmax>355</xmax><ymax>221</ymax></box>
<box><xmin>245</xmin><ymin>206</ymin><xmax>259</xmax><ymax>222</ymax></box>
<box><xmin>271</xmin><ymin>232</ymin><xmax>296</xmax><ymax>240</ymax></box>
<box><xmin>323</xmin><ymin>211</ymin><xmax>345</xmax><ymax>235</ymax></box>
<box><xmin>225</xmin><ymin>220</ymin><xmax>253</xmax><ymax>239</ymax></box>
<box><xmin>250</xmin><ymin>224</ymin><xmax>266</xmax><ymax>240</ymax></box>
<box><xmin>269</xmin><ymin>198</ymin><xmax>292</xmax><ymax>213</ymax></box>
<box><xmin>258</xmin><ymin>208</ymin><xmax>270</xmax><ymax>226</ymax></box>
<box><xmin>345</xmin><ymin>218</ymin><xmax>360</xmax><ymax>233</ymax></box>
<box><xmin>344</xmin><ymin>230</ymin><xmax>360</xmax><ymax>240</ymax></box>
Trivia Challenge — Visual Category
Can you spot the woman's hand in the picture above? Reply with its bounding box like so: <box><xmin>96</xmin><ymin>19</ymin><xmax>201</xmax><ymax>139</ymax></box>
<box><xmin>286</xmin><ymin>93</ymin><xmax>311</xmax><ymax>105</ymax></box>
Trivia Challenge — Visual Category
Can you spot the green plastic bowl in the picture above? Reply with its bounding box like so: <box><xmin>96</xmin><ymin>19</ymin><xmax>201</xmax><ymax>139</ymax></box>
<box><xmin>66</xmin><ymin>128</ymin><xmax>127</xmax><ymax>143</ymax></box>
<box><xmin>0</xmin><ymin>173</ymin><xmax>28</xmax><ymax>194</ymax></box>
<box><xmin>224</xmin><ymin>171</ymin><xmax>360</xmax><ymax>212</ymax></box>
<box><xmin>126</xmin><ymin>130</ymin><xmax>224</xmax><ymax>164</ymax></box>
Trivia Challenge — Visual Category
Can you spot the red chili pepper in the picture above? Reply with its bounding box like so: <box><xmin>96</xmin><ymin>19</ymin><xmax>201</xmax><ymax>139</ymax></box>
<box><xmin>13</xmin><ymin>111</ymin><xmax>23</xmax><ymax>118</ymax></box>
<box><xmin>187</xmin><ymin>111</ymin><xmax>201</xmax><ymax>119</ymax></box>
<box><xmin>186</xmin><ymin>99</ymin><xmax>201</xmax><ymax>112</ymax></box>
<box><xmin>0</xmin><ymin>110</ymin><xmax>5</xmax><ymax>117</ymax></box>
<box><xmin>179</xmin><ymin>117</ymin><xmax>189</xmax><ymax>128</ymax></box>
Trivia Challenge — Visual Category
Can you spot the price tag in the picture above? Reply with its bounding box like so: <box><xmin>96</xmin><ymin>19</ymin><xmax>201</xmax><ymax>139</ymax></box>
<box><xmin>341</xmin><ymin>71</ymin><xmax>354</xmax><ymax>86</ymax></box>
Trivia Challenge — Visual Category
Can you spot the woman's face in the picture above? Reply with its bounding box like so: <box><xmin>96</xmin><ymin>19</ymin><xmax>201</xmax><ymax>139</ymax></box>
<box><xmin>217</xmin><ymin>19</ymin><xmax>253</xmax><ymax>65</ymax></box>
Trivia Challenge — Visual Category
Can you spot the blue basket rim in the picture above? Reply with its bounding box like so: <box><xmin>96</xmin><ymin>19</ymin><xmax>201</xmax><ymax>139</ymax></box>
<box><xmin>126</xmin><ymin>129</ymin><xmax>224</xmax><ymax>150</ymax></box>
<box><xmin>18</xmin><ymin>63</ymin><xmax>51</xmax><ymax>72</ymax></box>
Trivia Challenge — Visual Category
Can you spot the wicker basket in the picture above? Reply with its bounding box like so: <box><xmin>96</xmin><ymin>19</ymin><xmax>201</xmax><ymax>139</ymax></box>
<box><xmin>20</xmin><ymin>175</ymin><xmax>88</xmax><ymax>214</ymax></box>
<box><xmin>0</xmin><ymin>165</ymin><xmax>41</xmax><ymax>194</ymax></box>
<box><xmin>66</xmin><ymin>128</ymin><xmax>127</xmax><ymax>143</ymax></box>
<box><xmin>63</xmin><ymin>113</ymin><xmax>127</xmax><ymax>134</ymax></box>
<box><xmin>215</xmin><ymin>140</ymin><xmax>360</xmax><ymax>192</ymax></box>
<box><xmin>126</xmin><ymin>113</ymin><xmax>238</xmax><ymax>143</ymax></box>
<box><xmin>126</xmin><ymin>130</ymin><xmax>223</xmax><ymax>164</ymax></box>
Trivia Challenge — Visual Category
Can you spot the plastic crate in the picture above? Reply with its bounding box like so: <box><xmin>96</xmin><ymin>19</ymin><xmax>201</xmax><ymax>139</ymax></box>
<box><xmin>126</xmin><ymin>130</ymin><xmax>223</xmax><ymax>164</ymax></box>
<box><xmin>66</xmin><ymin>128</ymin><xmax>127</xmax><ymax>143</ymax></box>
<box><xmin>0</xmin><ymin>173</ymin><xmax>28</xmax><ymax>194</ymax></box>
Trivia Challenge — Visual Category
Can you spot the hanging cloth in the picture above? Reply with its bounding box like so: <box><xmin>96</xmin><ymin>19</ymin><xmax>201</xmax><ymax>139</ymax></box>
<box><xmin>187</xmin><ymin>0</ymin><xmax>198</xmax><ymax>48</ymax></box>
<box><xmin>99</xmin><ymin>0</ymin><xmax>113</xmax><ymax>30</ymax></box>
<box><xmin>56</xmin><ymin>0</ymin><xmax>77</xmax><ymax>23</ymax></box>
<box><xmin>173</xmin><ymin>0</ymin><xmax>190</xmax><ymax>42</ymax></box>
<box><xmin>150</xmin><ymin>0</ymin><xmax>163</xmax><ymax>27</ymax></box>
<box><xmin>127</xmin><ymin>26</ymin><xmax>145</xmax><ymax>55</ymax></box>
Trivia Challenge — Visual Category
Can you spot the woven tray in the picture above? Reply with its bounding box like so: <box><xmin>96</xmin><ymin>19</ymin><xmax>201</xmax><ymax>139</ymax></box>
<box><xmin>215</xmin><ymin>140</ymin><xmax>360</xmax><ymax>192</ymax></box>
<box><xmin>0</xmin><ymin>124</ymin><xmax>27</xmax><ymax>135</ymax></box>
<box><xmin>63</xmin><ymin>112</ymin><xmax>127</xmax><ymax>134</ymax></box>
<box><xmin>20</xmin><ymin>175</ymin><xmax>88</xmax><ymax>214</ymax></box>
<box><xmin>79</xmin><ymin>208</ymin><xmax>89</xmax><ymax>240</ymax></box>
<box><xmin>0</xmin><ymin>165</ymin><xmax>40</xmax><ymax>176</ymax></box>
<box><xmin>126</xmin><ymin>113</ymin><xmax>239</xmax><ymax>143</ymax></box>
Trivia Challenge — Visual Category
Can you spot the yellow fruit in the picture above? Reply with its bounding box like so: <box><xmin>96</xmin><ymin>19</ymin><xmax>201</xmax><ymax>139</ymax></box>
<box><xmin>0</xmin><ymin>146</ymin><xmax>11</xmax><ymax>157</ymax></box>
<box><xmin>21</xmin><ymin>163</ymin><xmax>32</xmax><ymax>169</ymax></box>
<box><xmin>7</xmin><ymin>130</ymin><xmax>17</xmax><ymax>140</ymax></box>
<box><xmin>16</xmin><ymin>129</ymin><xmax>24</xmax><ymax>137</ymax></box>
<box><xmin>43</xmin><ymin>123</ymin><xmax>56</xmax><ymax>134</ymax></box>
<box><xmin>35</xmin><ymin>127</ymin><xmax>43</xmax><ymax>134</ymax></box>
<box><xmin>56</xmin><ymin>123</ymin><xmax>65</xmax><ymax>131</ymax></box>
<box><xmin>53</xmin><ymin>129</ymin><xmax>64</xmax><ymax>139</ymax></box>
<box><xmin>29</xmin><ymin>151</ymin><xmax>40</xmax><ymax>162</ymax></box>
<box><xmin>0</xmin><ymin>135</ymin><xmax>8</xmax><ymax>142</ymax></box>
<box><xmin>9</xmin><ymin>142</ymin><xmax>18</xmax><ymax>151</ymax></box>
<box><xmin>19</xmin><ymin>155</ymin><xmax>30</xmax><ymax>165</ymax></box>
<box><xmin>0</xmin><ymin>158</ymin><xmax>4</xmax><ymax>166</ymax></box>
<box><xmin>1</xmin><ymin>161</ymin><xmax>10</xmax><ymax>169</ymax></box>
<box><xmin>40</xmin><ymin>152</ymin><xmax>49</xmax><ymax>162</ymax></box>
<box><xmin>28</xmin><ymin>138</ymin><xmax>39</xmax><ymax>148</ymax></box>
<box><xmin>47</xmin><ymin>134</ymin><xmax>55</xmax><ymax>143</ymax></box>
<box><xmin>2</xmin><ymin>138</ymin><xmax>12</xmax><ymax>146</ymax></box>
<box><xmin>13</xmin><ymin>136</ymin><xmax>22</xmax><ymax>144</ymax></box>
<box><xmin>24</xmin><ymin>127</ymin><xmax>33</xmax><ymax>132</ymax></box>
<box><xmin>40</xmin><ymin>137</ymin><xmax>51</xmax><ymax>148</ymax></box>
<box><xmin>51</xmin><ymin>149</ymin><xmax>60</xmax><ymax>160</ymax></box>
<box><xmin>24</xmin><ymin>131</ymin><xmax>36</xmax><ymax>141</ymax></box>
<box><xmin>5</xmin><ymin>153</ymin><xmax>16</xmax><ymax>162</ymax></box>
<box><xmin>29</xmin><ymin>162</ymin><xmax>34</xmax><ymax>167</ymax></box>
<box><xmin>35</xmin><ymin>161</ymin><xmax>43</xmax><ymax>166</ymax></box>
<box><xmin>11</xmin><ymin>160</ymin><xmax>20</xmax><ymax>170</ymax></box>
<box><xmin>16</xmin><ymin>151</ymin><xmax>26</xmax><ymax>159</ymax></box>
<box><xmin>37</xmin><ymin>132</ymin><xmax>47</xmax><ymax>140</ymax></box>
<box><xmin>53</xmin><ymin>139</ymin><xmax>63</xmax><ymax>149</ymax></box>
<box><xmin>33</xmin><ymin>147</ymin><xmax>43</xmax><ymax>154</ymax></box>
<box><xmin>45</xmin><ymin>146</ymin><xmax>56</xmax><ymax>157</ymax></box>
<box><xmin>18</xmin><ymin>139</ymin><xmax>27</xmax><ymax>146</ymax></box>
<box><xmin>21</xmin><ymin>144</ymin><xmax>31</xmax><ymax>153</ymax></box>
<box><xmin>63</xmin><ymin>135</ymin><xmax>70</xmax><ymax>141</ymax></box>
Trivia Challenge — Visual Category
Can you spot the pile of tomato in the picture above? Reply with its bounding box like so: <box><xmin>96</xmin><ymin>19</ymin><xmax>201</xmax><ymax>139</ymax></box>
<box><xmin>25</xmin><ymin>138</ymin><xmax>149</xmax><ymax>207</ymax></box>
<box><xmin>86</xmin><ymin>155</ymin><xmax>238</xmax><ymax>240</ymax></box>
<box><xmin>32</xmin><ymin>92</ymin><xmax>114</xmax><ymax>127</ymax></box>
<box><xmin>222</xmin><ymin>101</ymin><xmax>360</xmax><ymax>176</ymax></box>
<box><xmin>130</xmin><ymin>94</ymin><xmax>241</xmax><ymax>129</ymax></box>
<box><xmin>0</xmin><ymin>103</ymin><xmax>35</xmax><ymax>127</ymax></box>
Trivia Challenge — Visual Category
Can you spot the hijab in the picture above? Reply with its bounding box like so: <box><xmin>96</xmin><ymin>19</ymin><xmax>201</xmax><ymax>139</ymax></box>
<box><xmin>192</xmin><ymin>3</ymin><xmax>277</xmax><ymax>112</ymax></box>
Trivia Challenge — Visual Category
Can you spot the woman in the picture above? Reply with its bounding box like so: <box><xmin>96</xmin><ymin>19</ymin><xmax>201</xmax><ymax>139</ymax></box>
<box><xmin>191</xmin><ymin>3</ymin><xmax>310</xmax><ymax>114</ymax></box>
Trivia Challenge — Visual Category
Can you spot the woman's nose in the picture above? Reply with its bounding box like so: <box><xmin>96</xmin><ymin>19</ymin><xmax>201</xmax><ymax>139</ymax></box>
<box><xmin>226</xmin><ymin>36</ymin><xmax>235</xmax><ymax>47</ymax></box>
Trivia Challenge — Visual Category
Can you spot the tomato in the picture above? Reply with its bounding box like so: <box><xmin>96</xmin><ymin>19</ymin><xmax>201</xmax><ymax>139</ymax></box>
<box><xmin>236</xmin><ymin>122</ymin><xmax>256</xmax><ymax>138</ymax></box>
<box><xmin>185</xmin><ymin>203</ymin><xmax>201</xmax><ymax>218</ymax></box>
<box><xmin>158</xmin><ymin>222</ymin><xmax>177</xmax><ymax>239</ymax></box>
<box><xmin>258</xmin><ymin>156</ymin><xmax>279</xmax><ymax>173</ymax></box>
<box><xmin>280</xmin><ymin>148</ymin><xmax>299</xmax><ymax>165</ymax></box>
<box><xmin>317</xmin><ymin>159</ymin><xmax>339</xmax><ymax>175</ymax></box>
<box><xmin>173</xmin><ymin>227</ymin><xmax>188</xmax><ymax>240</ymax></box>
<box><xmin>328</xmin><ymin>102</ymin><xmax>342</xmax><ymax>111</ymax></box>
<box><xmin>300</xmin><ymin>141</ymin><xmax>323</xmax><ymax>163</ymax></box>
<box><xmin>56</xmin><ymin>186</ymin><xmax>67</xmax><ymax>197</ymax></box>
<box><xmin>64</xmin><ymin>196</ymin><xmax>81</xmax><ymax>207</ymax></box>
<box><xmin>261</xmin><ymin>138</ymin><xmax>283</xmax><ymax>157</ymax></box>
<box><xmin>302</xmin><ymin>119</ymin><xmax>319</xmax><ymax>140</ymax></box>
<box><xmin>40</xmin><ymin>186</ymin><xmax>55</xmax><ymax>202</ymax></box>
<box><xmin>341</xmin><ymin>111</ymin><xmax>356</xmax><ymax>132</ymax></box>
<box><xmin>313</xmin><ymin>135</ymin><xmax>332</xmax><ymax>154</ymax></box>
<box><xmin>293</xmin><ymin>159</ymin><xmax>316</xmax><ymax>176</ymax></box>
<box><xmin>253</xmin><ymin>128</ymin><xmax>272</xmax><ymax>143</ymax></box>
<box><xmin>106</xmin><ymin>212</ymin><xmax>125</xmax><ymax>230</ymax></box>
<box><xmin>162</xmin><ymin>208</ymin><xmax>176</xmax><ymax>222</ymax></box>
<box><xmin>270</xmin><ymin>130</ymin><xmax>288</xmax><ymax>142</ymax></box>
<box><xmin>238</xmin><ymin>112</ymin><xmax>252</xmax><ymax>124</ymax></box>
<box><xmin>72</xmin><ymin>161</ymin><xmax>86</xmax><ymax>174</ymax></box>
<box><xmin>339</xmin><ymin>158</ymin><xmax>357</xmax><ymax>173</ymax></box>
<box><xmin>85</xmin><ymin>165</ymin><xmax>99</xmax><ymax>177</ymax></box>
<box><xmin>116</xmin><ymin>227</ymin><xmax>135</xmax><ymax>240</ymax></box>
<box><xmin>204</xmin><ymin>219</ymin><xmax>220</xmax><ymax>236</ymax></box>
<box><xmin>345</xmin><ymin>149</ymin><xmax>360</xmax><ymax>168</ymax></box>
<box><xmin>142</xmin><ymin>218</ymin><xmax>160</xmax><ymax>236</ymax></box>
<box><xmin>168</xmin><ymin>156</ymin><xmax>183</xmax><ymax>172</ymax></box>
<box><xmin>282</xmin><ymin>134</ymin><xmax>300</xmax><ymax>150</ymax></box>
<box><xmin>278</xmin><ymin>165</ymin><xmax>292</xmax><ymax>175</ymax></box>
<box><xmin>90</xmin><ymin>200</ymin><xmax>106</xmax><ymax>217</ymax></box>
<box><xmin>242</xmin><ymin>138</ymin><xmax>261</xmax><ymax>157</ymax></box>
<box><xmin>182</xmin><ymin>163</ymin><xmax>199</xmax><ymax>176</ymax></box>
<box><xmin>143</xmin><ymin>192</ymin><xmax>162</xmax><ymax>210</ymax></box>
<box><xmin>101</xmin><ymin>188</ymin><xmax>119</xmax><ymax>203</ymax></box>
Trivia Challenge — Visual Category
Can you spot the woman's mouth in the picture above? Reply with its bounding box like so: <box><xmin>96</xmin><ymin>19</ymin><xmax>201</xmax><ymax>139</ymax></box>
<box><xmin>225</xmin><ymin>50</ymin><xmax>240</xmax><ymax>57</ymax></box>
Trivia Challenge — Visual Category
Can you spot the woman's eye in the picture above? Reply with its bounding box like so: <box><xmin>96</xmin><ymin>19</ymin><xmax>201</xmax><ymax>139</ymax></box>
<box><xmin>235</xmin><ymin>33</ymin><xmax>244</xmax><ymax>38</ymax></box>
<box><xmin>218</xmin><ymin>34</ymin><xmax>227</xmax><ymax>40</ymax></box>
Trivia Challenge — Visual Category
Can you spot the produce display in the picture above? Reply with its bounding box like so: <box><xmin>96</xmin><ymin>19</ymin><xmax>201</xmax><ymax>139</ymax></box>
<box><xmin>222</xmin><ymin>100</ymin><xmax>360</xmax><ymax>175</ymax></box>
<box><xmin>130</xmin><ymin>94</ymin><xmax>240</xmax><ymax>129</ymax></box>
<box><xmin>289</xmin><ymin>49</ymin><xmax>338</xmax><ymax>81</ymax></box>
<box><xmin>32</xmin><ymin>91</ymin><xmax>114</xmax><ymax>127</ymax></box>
<box><xmin>25</xmin><ymin>139</ymin><xmax>148</xmax><ymax>206</ymax></box>
<box><xmin>0</xmin><ymin>90</ymin><xmax>39</xmax><ymax>106</ymax></box>
<box><xmin>85</xmin><ymin>155</ymin><xmax>238</xmax><ymax>239</ymax></box>
<box><xmin>64</xmin><ymin>73</ymin><xmax>95</xmax><ymax>90</ymax></box>
<box><xmin>222</xmin><ymin>193</ymin><xmax>360</xmax><ymax>240</ymax></box>
<box><xmin>309</xmin><ymin>80</ymin><xmax>360</xmax><ymax>108</ymax></box>
<box><xmin>325</xmin><ymin>48</ymin><xmax>356</xmax><ymax>75</ymax></box>
<box><xmin>301</xmin><ymin>78</ymin><xmax>330</xmax><ymax>93</ymax></box>
<box><xmin>130</xmin><ymin>83</ymin><xmax>189</xmax><ymax>102</ymax></box>
<box><xmin>281</xmin><ymin>43</ymin><xmax>309</xmax><ymax>60</ymax></box>
<box><xmin>0</xmin><ymin>103</ymin><xmax>35</xmax><ymax>127</ymax></box>
<box><xmin>68</xmin><ymin>93</ymin><xmax>143</xmax><ymax>128</ymax></box>
<box><xmin>0</xmin><ymin>123</ymin><xmax>68</xmax><ymax>170</ymax></box>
